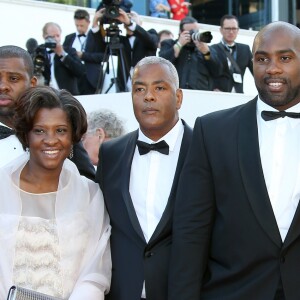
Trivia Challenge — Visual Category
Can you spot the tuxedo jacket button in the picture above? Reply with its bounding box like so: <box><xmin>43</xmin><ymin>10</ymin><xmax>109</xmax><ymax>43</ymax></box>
<box><xmin>145</xmin><ymin>251</ymin><xmax>154</xmax><ymax>258</ymax></box>
<box><xmin>280</xmin><ymin>256</ymin><xmax>285</xmax><ymax>263</ymax></box>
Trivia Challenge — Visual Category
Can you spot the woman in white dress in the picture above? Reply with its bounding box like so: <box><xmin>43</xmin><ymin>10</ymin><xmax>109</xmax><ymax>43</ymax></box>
<box><xmin>0</xmin><ymin>86</ymin><xmax>111</xmax><ymax>299</ymax></box>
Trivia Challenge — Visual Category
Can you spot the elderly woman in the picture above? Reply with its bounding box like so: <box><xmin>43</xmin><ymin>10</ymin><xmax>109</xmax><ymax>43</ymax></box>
<box><xmin>0</xmin><ymin>86</ymin><xmax>111</xmax><ymax>300</ymax></box>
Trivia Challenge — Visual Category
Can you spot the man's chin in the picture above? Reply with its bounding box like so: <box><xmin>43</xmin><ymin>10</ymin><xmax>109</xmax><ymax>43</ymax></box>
<box><xmin>0</xmin><ymin>108</ymin><xmax>14</xmax><ymax>117</ymax></box>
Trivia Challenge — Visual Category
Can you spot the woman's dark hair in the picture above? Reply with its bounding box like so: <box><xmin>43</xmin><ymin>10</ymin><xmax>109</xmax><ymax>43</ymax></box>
<box><xmin>14</xmin><ymin>86</ymin><xmax>87</xmax><ymax>150</ymax></box>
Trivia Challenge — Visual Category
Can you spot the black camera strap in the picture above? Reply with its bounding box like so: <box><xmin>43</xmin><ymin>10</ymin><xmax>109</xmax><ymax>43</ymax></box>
<box><xmin>217</xmin><ymin>43</ymin><xmax>241</xmax><ymax>75</ymax></box>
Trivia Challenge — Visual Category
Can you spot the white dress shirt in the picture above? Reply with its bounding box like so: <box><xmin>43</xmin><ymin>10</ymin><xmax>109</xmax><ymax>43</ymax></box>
<box><xmin>0</xmin><ymin>122</ymin><xmax>26</xmax><ymax>168</ymax></box>
<box><xmin>129</xmin><ymin>120</ymin><xmax>184</xmax><ymax>298</ymax></box>
<box><xmin>72</xmin><ymin>32</ymin><xmax>87</xmax><ymax>52</ymax></box>
<box><xmin>257</xmin><ymin>98</ymin><xmax>300</xmax><ymax>241</ymax></box>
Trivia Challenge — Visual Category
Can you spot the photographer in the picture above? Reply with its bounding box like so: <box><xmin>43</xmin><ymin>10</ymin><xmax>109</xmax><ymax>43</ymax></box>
<box><xmin>34</xmin><ymin>22</ymin><xmax>85</xmax><ymax>95</ymax></box>
<box><xmin>159</xmin><ymin>16</ymin><xmax>221</xmax><ymax>90</ymax></box>
<box><xmin>95</xmin><ymin>2</ymin><xmax>158</xmax><ymax>92</ymax></box>
<box><xmin>63</xmin><ymin>10</ymin><xmax>106</xmax><ymax>95</ymax></box>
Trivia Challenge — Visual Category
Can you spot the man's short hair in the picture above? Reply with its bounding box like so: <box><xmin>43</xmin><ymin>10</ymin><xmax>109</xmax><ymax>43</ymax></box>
<box><xmin>74</xmin><ymin>9</ymin><xmax>90</xmax><ymax>21</ymax></box>
<box><xmin>87</xmin><ymin>109</ymin><xmax>125</xmax><ymax>138</ymax></box>
<box><xmin>180</xmin><ymin>16</ymin><xmax>198</xmax><ymax>31</ymax></box>
<box><xmin>42</xmin><ymin>22</ymin><xmax>62</xmax><ymax>37</ymax></box>
<box><xmin>158</xmin><ymin>30</ymin><xmax>174</xmax><ymax>40</ymax></box>
<box><xmin>134</xmin><ymin>56</ymin><xmax>180</xmax><ymax>89</ymax></box>
<box><xmin>0</xmin><ymin>45</ymin><xmax>34</xmax><ymax>78</ymax></box>
<box><xmin>220</xmin><ymin>15</ymin><xmax>239</xmax><ymax>27</ymax></box>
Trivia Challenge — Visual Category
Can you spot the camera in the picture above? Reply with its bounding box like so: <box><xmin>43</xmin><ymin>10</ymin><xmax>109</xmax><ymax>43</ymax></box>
<box><xmin>97</xmin><ymin>0</ymin><xmax>132</xmax><ymax>23</ymax></box>
<box><xmin>103</xmin><ymin>0</ymin><xmax>121</xmax><ymax>19</ymax></box>
<box><xmin>32</xmin><ymin>45</ymin><xmax>47</xmax><ymax>76</ymax></box>
<box><xmin>190</xmin><ymin>30</ymin><xmax>213</xmax><ymax>44</ymax></box>
<box><xmin>44</xmin><ymin>36</ymin><xmax>57</xmax><ymax>49</ymax></box>
<box><xmin>106</xmin><ymin>22</ymin><xmax>121</xmax><ymax>38</ymax></box>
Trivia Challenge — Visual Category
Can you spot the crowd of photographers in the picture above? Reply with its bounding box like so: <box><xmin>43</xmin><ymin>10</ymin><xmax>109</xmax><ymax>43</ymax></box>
<box><xmin>26</xmin><ymin>0</ymin><xmax>253</xmax><ymax>96</ymax></box>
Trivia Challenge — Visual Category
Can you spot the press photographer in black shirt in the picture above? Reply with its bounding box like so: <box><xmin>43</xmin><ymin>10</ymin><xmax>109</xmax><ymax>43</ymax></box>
<box><xmin>159</xmin><ymin>16</ymin><xmax>220</xmax><ymax>91</ymax></box>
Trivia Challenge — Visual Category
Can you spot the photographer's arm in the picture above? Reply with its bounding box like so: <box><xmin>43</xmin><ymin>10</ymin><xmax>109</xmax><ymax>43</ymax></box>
<box><xmin>59</xmin><ymin>47</ymin><xmax>86</xmax><ymax>78</ymax></box>
<box><xmin>80</xmin><ymin>30</ymin><xmax>106</xmax><ymax>64</ymax></box>
<box><xmin>159</xmin><ymin>30</ymin><xmax>190</xmax><ymax>61</ymax></box>
<box><xmin>173</xmin><ymin>30</ymin><xmax>192</xmax><ymax>58</ymax></box>
<box><xmin>133</xmin><ymin>26</ymin><xmax>158</xmax><ymax>50</ymax></box>
<box><xmin>198</xmin><ymin>45</ymin><xmax>222</xmax><ymax>77</ymax></box>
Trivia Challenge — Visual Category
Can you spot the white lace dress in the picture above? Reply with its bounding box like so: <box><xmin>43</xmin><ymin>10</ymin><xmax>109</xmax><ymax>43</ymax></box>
<box><xmin>13</xmin><ymin>192</ymin><xmax>64</xmax><ymax>298</ymax></box>
<box><xmin>0</xmin><ymin>154</ymin><xmax>112</xmax><ymax>300</ymax></box>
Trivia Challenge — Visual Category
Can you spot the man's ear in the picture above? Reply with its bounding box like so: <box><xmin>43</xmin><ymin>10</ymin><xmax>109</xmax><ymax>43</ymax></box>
<box><xmin>96</xmin><ymin>127</ymin><xmax>106</xmax><ymax>144</ymax></box>
<box><xmin>31</xmin><ymin>76</ymin><xmax>38</xmax><ymax>87</ymax></box>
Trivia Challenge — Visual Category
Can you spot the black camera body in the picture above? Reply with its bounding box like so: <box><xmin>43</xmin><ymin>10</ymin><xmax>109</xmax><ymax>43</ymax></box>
<box><xmin>103</xmin><ymin>0</ymin><xmax>121</xmax><ymax>19</ymax></box>
<box><xmin>32</xmin><ymin>37</ymin><xmax>57</xmax><ymax>77</ymax></box>
<box><xmin>44</xmin><ymin>36</ymin><xmax>57</xmax><ymax>49</ymax></box>
<box><xmin>189</xmin><ymin>30</ymin><xmax>213</xmax><ymax>44</ymax></box>
<box><xmin>32</xmin><ymin>45</ymin><xmax>47</xmax><ymax>76</ymax></box>
<box><xmin>97</xmin><ymin>0</ymin><xmax>132</xmax><ymax>23</ymax></box>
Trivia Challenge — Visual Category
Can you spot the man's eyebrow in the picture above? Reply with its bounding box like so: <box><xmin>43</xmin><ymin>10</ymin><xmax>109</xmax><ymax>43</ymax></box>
<box><xmin>133</xmin><ymin>80</ymin><xmax>166</xmax><ymax>85</ymax></box>
<box><xmin>255</xmin><ymin>49</ymin><xmax>294</xmax><ymax>55</ymax></box>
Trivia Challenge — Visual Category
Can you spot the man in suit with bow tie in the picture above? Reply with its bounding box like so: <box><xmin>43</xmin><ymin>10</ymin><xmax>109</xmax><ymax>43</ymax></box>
<box><xmin>0</xmin><ymin>45</ymin><xmax>95</xmax><ymax>180</ymax></box>
<box><xmin>168</xmin><ymin>21</ymin><xmax>300</xmax><ymax>300</ymax></box>
<box><xmin>210</xmin><ymin>14</ymin><xmax>253</xmax><ymax>93</ymax></box>
<box><xmin>95</xmin><ymin>56</ymin><xmax>192</xmax><ymax>300</ymax></box>
<box><xmin>63</xmin><ymin>9</ymin><xmax>106</xmax><ymax>95</ymax></box>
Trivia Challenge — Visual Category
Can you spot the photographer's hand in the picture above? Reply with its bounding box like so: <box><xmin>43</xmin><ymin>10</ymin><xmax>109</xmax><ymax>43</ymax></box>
<box><xmin>194</xmin><ymin>40</ymin><xmax>210</xmax><ymax>59</ymax></box>
<box><xmin>174</xmin><ymin>31</ymin><xmax>191</xmax><ymax>58</ymax></box>
<box><xmin>93</xmin><ymin>8</ymin><xmax>105</xmax><ymax>28</ymax></box>
<box><xmin>115</xmin><ymin>8</ymin><xmax>131</xmax><ymax>26</ymax></box>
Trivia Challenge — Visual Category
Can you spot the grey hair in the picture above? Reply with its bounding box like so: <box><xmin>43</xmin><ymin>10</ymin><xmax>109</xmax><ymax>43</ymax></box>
<box><xmin>87</xmin><ymin>109</ymin><xmax>126</xmax><ymax>138</ymax></box>
<box><xmin>134</xmin><ymin>56</ymin><xmax>179</xmax><ymax>89</ymax></box>
<box><xmin>42</xmin><ymin>22</ymin><xmax>62</xmax><ymax>37</ymax></box>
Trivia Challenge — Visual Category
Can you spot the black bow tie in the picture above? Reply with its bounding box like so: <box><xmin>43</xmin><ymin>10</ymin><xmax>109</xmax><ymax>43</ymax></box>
<box><xmin>136</xmin><ymin>140</ymin><xmax>169</xmax><ymax>155</ymax></box>
<box><xmin>78</xmin><ymin>34</ymin><xmax>86</xmax><ymax>38</ymax></box>
<box><xmin>0</xmin><ymin>125</ymin><xmax>14</xmax><ymax>139</ymax></box>
<box><xmin>261</xmin><ymin>110</ymin><xmax>300</xmax><ymax>121</ymax></box>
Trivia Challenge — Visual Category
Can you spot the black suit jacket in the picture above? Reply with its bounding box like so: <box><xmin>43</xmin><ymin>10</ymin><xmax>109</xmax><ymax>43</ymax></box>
<box><xmin>96</xmin><ymin>120</ymin><xmax>192</xmax><ymax>300</ymax></box>
<box><xmin>71</xmin><ymin>141</ymin><xmax>95</xmax><ymax>181</ymax></box>
<box><xmin>42</xmin><ymin>46</ymin><xmax>85</xmax><ymax>95</ymax></box>
<box><xmin>210</xmin><ymin>42</ymin><xmax>253</xmax><ymax>93</ymax></box>
<box><xmin>116</xmin><ymin>26</ymin><xmax>158</xmax><ymax>92</ymax></box>
<box><xmin>64</xmin><ymin>31</ymin><xmax>106</xmax><ymax>94</ymax></box>
<box><xmin>169</xmin><ymin>98</ymin><xmax>300</xmax><ymax>300</ymax></box>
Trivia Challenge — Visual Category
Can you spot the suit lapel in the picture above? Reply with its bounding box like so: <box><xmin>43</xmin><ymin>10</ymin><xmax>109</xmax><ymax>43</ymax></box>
<box><xmin>238</xmin><ymin>98</ymin><xmax>282</xmax><ymax>248</ymax></box>
<box><xmin>284</xmin><ymin>203</ymin><xmax>300</xmax><ymax>249</ymax></box>
<box><xmin>149</xmin><ymin>121</ymin><xmax>193</xmax><ymax>244</ymax></box>
<box><xmin>121</xmin><ymin>131</ymin><xmax>146</xmax><ymax>242</ymax></box>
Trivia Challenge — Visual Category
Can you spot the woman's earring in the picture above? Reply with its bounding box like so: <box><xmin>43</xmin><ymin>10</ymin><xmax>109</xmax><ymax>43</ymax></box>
<box><xmin>26</xmin><ymin>147</ymin><xmax>30</xmax><ymax>154</ymax></box>
<box><xmin>69</xmin><ymin>145</ymin><xmax>73</xmax><ymax>159</ymax></box>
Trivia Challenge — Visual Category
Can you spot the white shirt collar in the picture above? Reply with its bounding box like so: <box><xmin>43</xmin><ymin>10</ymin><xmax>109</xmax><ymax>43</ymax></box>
<box><xmin>257</xmin><ymin>97</ymin><xmax>300</xmax><ymax>127</ymax></box>
<box><xmin>0</xmin><ymin>121</ymin><xmax>11</xmax><ymax>129</ymax></box>
<box><xmin>138</xmin><ymin>119</ymin><xmax>183</xmax><ymax>153</ymax></box>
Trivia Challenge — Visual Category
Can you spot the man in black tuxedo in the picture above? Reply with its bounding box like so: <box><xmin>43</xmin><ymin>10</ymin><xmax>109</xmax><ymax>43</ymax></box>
<box><xmin>39</xmin><ymin>22</ymin><xmax>85</xmax><ymax>95</ymax></box>
<box><xmin>63</xmin><ymin>9</ymin><xmax>106</xmax><ymax>95</ymax></box>
<box><xmin>169</xmin><ymin>21</ymin><xmax>300</xmax><ymax>300</ymax></box>
<box><xmin>96</xmin><ymin>56</ymin><xmax>192</xmax><ymax>300</ymax></box>
<box><xmin>210</xmin><ymin>14</ymin><xmax>253</xmax><ymax>93</ymax></box>
<box><xmin>0</xmin><ymin>45</ymin><xmax>95</xmax><ymax>180</ymax></box>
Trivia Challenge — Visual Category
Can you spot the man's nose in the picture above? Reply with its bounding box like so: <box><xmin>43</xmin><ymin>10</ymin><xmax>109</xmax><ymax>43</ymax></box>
<box><xmin>0</xmin><ymin>78</ymin><xmax>10</xmax><ymax>92</ymax></box>
<box><xmin>266</xmin><ymin>60</ymin><xmax>283</xmax><ymax>75</ymax></box>
<box><xmin>144</xmin><ymin>89</ymin><xmax>155</xmax><ymax>102</ymax></box>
